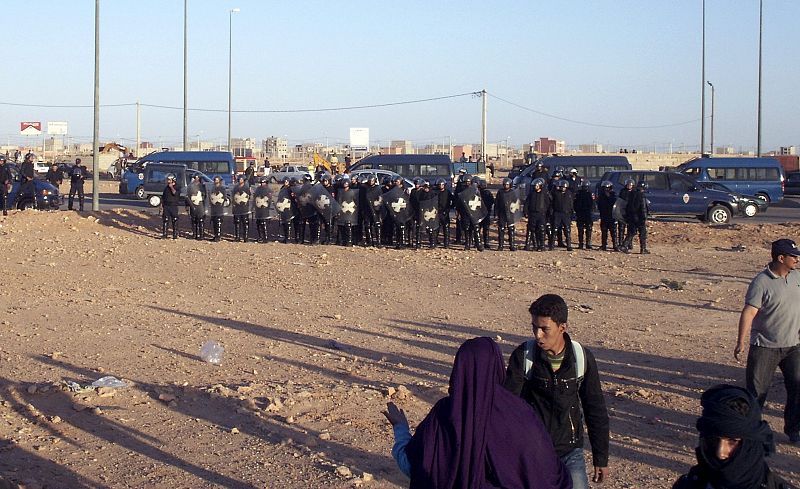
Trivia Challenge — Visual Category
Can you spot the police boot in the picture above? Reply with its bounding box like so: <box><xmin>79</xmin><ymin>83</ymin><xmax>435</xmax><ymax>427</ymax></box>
<box><xmin>474</xmin><ymin>229</ymin><xmax>484</xmax><ymax>251</ymax></box>
<box><xmin>79</xmin><ymin>197</ymin><xmax>84</xmax><ymax>212</ymax></box>
<box><xmin>547</xmin><ymin>229</ymin><xmax>555</xmax><ymax>251</ymax></box>
<box><xmin>346</xmin><ymin>224</ymin><xmax>353</xmax><ymax>247</ymax></box>
<box><xmin>233</xmin><ymin>217</ymin><xmax>241</xmax><ymax>241</ymax></box>
<box><xmin>428</xmin><ymin>229</ymin><xmax>435</xmax><ymax>249</ymax></box>
<box><xmin>374</xmin><ymin>224</ymin><xmax>383</xmax><ymax>248</ymax></box>
<box><xmin>213</xmin><ymin>218</ymin><xmax>222</xmax><ymax>242</ymax></box>
<box><xmin>68</xmin><ymin>195</ymin><xmax>74</xmax><ymax>211</ymax></box>
<box><xmin>608</xmin><ymin>226</ymin><xmax>617</xmax><ymax>251</ymax></box>
<box><xmin>161</xmin><ymin>215</ymin><xmax>169</xmax><ymax>239</ymax></box>
<box><xmin>242</xmin><ymin>219</ymin><xmax>250</xmax><ymax>243</ymax></box>
<box><xmin>600</xmin><ymin>225</ymin><xmax>608</xmax><ymax>251</ymax></box>
<box><xmin>640</xmin><ymin>227</ymin><xmax>650</xmax><ymax>254</ymax></box>
<box><xmin>524</xmin><ymin>226</ymin><xmax>533</xmax><ymax>251</ymax></box>
<box><xmin>198</xmin><ymin>219</ymin><xmax>205</xmax><ymax>241</ymax></box>
<box><xmin>497</xmin><ymin>227</ymin><xmax>505</xmax><ymax>251</ymax></box>
<box><xmin>585</xmin><ymin>225</ymin><xmax>593</xmax><ymax>250</ymax></box>
<box><xmin>415</xmin><ymin>226</ymin><xmax>422</xmax><ymax>249</ymax></box>
<box><xmin>565</xmin><ymin>226</ymin><xmax>574</xmax><ymax>251</ymax></box>
<box><xmin>395</xmin><ymin>225</ymin><xmax>405</xmax><ymax>249</ymax></box>
<box><xmin>557</xmin><ymin>227</ymin><xmax>564</xmax><ymax>248</ymax></box>
<box><xmin>537</xmin><ymin>226</ymin><xmax>546</xmax><ymax>251</ymax></box>
<box><xmin>577</xmin><ymin>224</ymin><xmax>585</xmax><ymax>249</ymax></box>
<box><xmin>508</xmin><ymin>225</ymin><xmax>517</xmax><ymax>251</ymax></box>
<box><xmin>281</xmin><ymin>223</ymin><xmax>290</xmax><ymax>243</ymax></box>
<box><xmin>454</xmin><ymin>218</ymin><xmax>462</xmax><ymax>244</ymax></box>
<box><xmin>172</xmin><ymin>217</ymin><xmax>179</xmax><ymax>239</ymax></box>
<box><xmin>363</xmin><ymin>225</ymin><xmax>372</xmax><ymax>247</ymax></box>
<box><xmin>443</xmin><ymin>224</ymin><xmax>450</xmax><ymax>249</ymax></box>
<box><xmin>464</xmin><ymin>227</ymin><xmax>472</xmax><ymax>250</ymax></box>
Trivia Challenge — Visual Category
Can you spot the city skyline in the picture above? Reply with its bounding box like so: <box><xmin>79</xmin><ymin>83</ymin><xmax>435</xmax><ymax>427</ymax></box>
<box><xmin>0</xmin><ymin>1</ymin><xmax>797</xmax><ymax>153</ymax></box>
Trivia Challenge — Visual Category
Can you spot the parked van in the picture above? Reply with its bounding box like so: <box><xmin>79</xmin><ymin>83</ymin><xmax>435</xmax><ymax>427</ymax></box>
<box><xmin>349</xmin><ymin>154</ymin><xmax>453</xmax><ymax>184</ymax></box>
<box><xmin>513</xmin><ymin>155</ymin><xmax>631</xmax><ymax>192</ymax></box>
<box><xmin>677</xmin><ymin>156</ymin><xmax>784</xmax><ymax>203</ymax></box>
<box><xmin>119</xmin><ymin>151</ymin><xmax>235</xmax><ymax>197</ymax></box>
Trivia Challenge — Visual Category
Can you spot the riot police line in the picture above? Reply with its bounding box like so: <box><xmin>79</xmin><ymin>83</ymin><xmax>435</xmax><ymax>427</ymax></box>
<box><xmin>165</xmin><ymin>168</ymin><xmax>650</xmax><ymax>254</ymax></box>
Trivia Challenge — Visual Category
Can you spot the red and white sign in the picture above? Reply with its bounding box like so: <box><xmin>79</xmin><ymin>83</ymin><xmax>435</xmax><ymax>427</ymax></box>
<box><xmin>20</xmin><ymin>121</ymin><xmax>42</xmax><ymax>136</ymax></box>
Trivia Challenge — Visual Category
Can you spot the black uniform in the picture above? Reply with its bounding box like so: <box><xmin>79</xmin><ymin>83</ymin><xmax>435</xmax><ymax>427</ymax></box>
<box><xmin>46</xmin><ymin>167</ymin><xmax>63</xmax><ymax>188</ymax></box>
<box><xmin>573</xmin><ymin>187</ymin><xmax>595</xmax><ymax>250</ymax></box>
<box><xmin>550</xmin><ymin>188</ymin><xmax>574</xmax><ymax>251</ymax></box>
<box><xmin>20</xmin><ymin>159</ymin><xmax>35</xmax><ymax>181</ymax></box>
<box><xmin>231</xmin><ymin>183</ymin><xmax>252</xmax><ymax>242</ymax></box>
<box><xmin>361</xmin><ymin>183</ymin><xmax>383</xmax><ymax>247</ymax></box>
<box><xmin>617</xmin><ymin>186</ymin><xmax>633</xmax><ymax>245</ymax></box>
<box><xmin>161</xmin><ymin>183</ymin><xmax>181</xmax><ymax>239</ymax></box>
<box><xmin>0</xmin><ymin>161</ymin><xmax>11</xmax><ymax>215</ymax></box>
<box><xmin>480</xmin><ymin>187</ymin><xmax>496</xmax><ymax>249</ymax></box>
<box><xmin>434</xmin><ymin>186</ymin><xmax>453</xmax><ymax>248</ymax></box>
<box><xmin>68</xmin><ymin>164</ymin><xmax>86</xmax><ymax>211</ymax></box>
<box><xmin>187</xmin><ymin>181</ymin><xmax>207</xmax><ymax>240</ymax></box>
<box><xmin>623</xmin><ymin>188</ymin><xmax>649</xmax><ymax>253</ymax></box>
<box><xmin>524</xmin><ymin>188</ymin><xmax>551</xmax><ymax>251</ymax></box>
<box><xmin>596</xmin><ymin>189</ymin><xmax>618</xmax><ymax>251</ymax></box>
<box><xmin>208</xmin><ymin>184</ymin><xmax>228</xmax><ymax>242</ymax></box>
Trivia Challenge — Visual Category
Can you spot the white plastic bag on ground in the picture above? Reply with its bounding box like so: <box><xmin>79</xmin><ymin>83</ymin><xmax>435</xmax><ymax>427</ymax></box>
<box><xmin>91</xmin><ymin>376</ymin><xmax>128</xmax><ymax>388</ymax></box>
<box><xmin>200</xmin><ymin>340</ymin><xmax>224</xmax><ymax>364</ymax></box>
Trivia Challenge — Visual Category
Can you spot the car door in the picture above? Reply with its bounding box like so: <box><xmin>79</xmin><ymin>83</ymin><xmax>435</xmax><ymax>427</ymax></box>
<box><xmin>667</xmin><ymin>173</ymin><xmax>706</xmax><ymax>214</ymax></box>
<box><xmin>144</xmin><ymin>166</ymin><xmax>167</xmax><ymax>195</ymax></box>
<box><xmin>640</xmin><ymin>172</ymin><xmax>669</xmax><ymax>213</ymax></box>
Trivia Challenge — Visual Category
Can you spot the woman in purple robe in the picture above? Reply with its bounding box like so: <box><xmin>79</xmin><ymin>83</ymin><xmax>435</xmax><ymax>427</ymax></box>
<box><xmin>384</xmin><ymin>336</ymin><xmax>572</xmax><ymax>489</ymax></box>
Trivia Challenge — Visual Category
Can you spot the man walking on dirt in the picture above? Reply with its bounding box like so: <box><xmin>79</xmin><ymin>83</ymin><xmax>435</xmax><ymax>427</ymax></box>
<box><xmin>735</xmin><ymin>238</ymin><xmax>800</xmax><ymax>445</ymax></box>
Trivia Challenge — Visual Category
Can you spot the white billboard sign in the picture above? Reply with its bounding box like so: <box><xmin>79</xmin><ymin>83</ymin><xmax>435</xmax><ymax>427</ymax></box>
<box><xmin>349</xmin><ymin>127</ymin><xmax>369</xmax><ymax>151</ymax></box>
<box><xmin>47</xmin><ymin>121</ymin><xmax>68</xmax><ymax>135</ymax></box>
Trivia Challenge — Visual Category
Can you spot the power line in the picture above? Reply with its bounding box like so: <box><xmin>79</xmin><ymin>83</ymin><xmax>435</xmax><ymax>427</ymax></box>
<box><xmin>0</xmin><ymin>91</ymin><xmax>479</xmax><ymax>113</ymax></box>
<box><xmin>487</xmin><ymin>92</ymin><xmax>701</xmax><ymax>129</ymax></box>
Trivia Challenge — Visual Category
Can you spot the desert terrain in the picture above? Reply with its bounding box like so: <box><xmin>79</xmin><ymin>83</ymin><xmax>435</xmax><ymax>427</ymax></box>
<box><xmin>0</xmin><ymin>208</ymin><xmax>798</xmax><ymax>488</ymax></box>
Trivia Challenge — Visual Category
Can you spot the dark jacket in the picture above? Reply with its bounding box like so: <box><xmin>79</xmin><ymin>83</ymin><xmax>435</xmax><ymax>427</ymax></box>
<box><xmin>435</xmin><ymin>188</ymin><xmax>452</xmax><ymax>216</ymax></box>
<box><xmin>573</xmin><ymin>189</ymin><xmax>594</xmax><ymax>220</ymax></box>
<box><xmin>0</xmin><ymin>164</ymin><xmax>11</xmax><ymax>186</ymax></box>
<box><xmin>46</xmin><ymin>168</ymin><xmax>62</xmax><ymax>186</ymax></box>
<box><xmin>480</xmin><ymin>188</ymin><xmax>495</xmax><ymax>217</ymax></box>
<box><xmin>504</xmin><ymin>333</ymin><xmax>610</xmax><ymax>467</ymax></box>
<box><xmin>525</xmin><ymin>188</ymin><xmax>551</xmax><ymax>217</ymax></box>
<box><xmin>672</xmin><ymin>465</ymin><xmax>791</xmax><ymax>489</ymax></box>
<box><xmin>625</xmin><ymin>189</ymin><xmax>648</xmax><ymax>225</ymax></box>
<box><xmin>70</xmin><ymin>165</ymin><xmax>85</xmax><ymax>186</ymax></box>
<box><xmin>162</xmin><ymin>185</ymin><xmax>182</xmax><ymax>208</ymax></box>
<box><xmin>550</xmin><ymin>189</ymin><xmax>574</xmax><ymax>215</ymax></box>
<box><xmin>597</xmin><ymin>190</ymin><xmax>616</xmax><ymax>221</ymax></box>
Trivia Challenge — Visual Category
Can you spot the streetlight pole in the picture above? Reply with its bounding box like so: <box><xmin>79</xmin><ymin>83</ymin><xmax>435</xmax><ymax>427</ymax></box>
<box><xmin>92</xmin><ymin>0</ymin><xmax>100</xmax><ymax>211</ymax></box>
<box><xmin>707</xmin><ymin>81</ymin><xmax>715</xmax><ymax>156</ymax></box>
<box><xmin>700</xmin><ymin>0</ymin><xmax>706</xmax><ymax>156</ymax></box>
<box><xmin>227</xmin><ymin>7</ymin><xmax>240</xmax><ymax>155</ymax></box>
<box><xmin>183</xmin><ymin>0</ymin><xmax>188</xmax><ymax>151</ymax></box>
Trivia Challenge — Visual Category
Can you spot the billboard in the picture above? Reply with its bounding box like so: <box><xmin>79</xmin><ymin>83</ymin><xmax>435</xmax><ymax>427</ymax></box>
<box><xmin>349</xmin><ymin>128</ymin><xmax>369</xmax><ymax>151</ymax></box>
<box><xmin>20</xmin><ymin>121</ymin><xmax>42</xmax><ymax>136</ymax></box>
<box><xmin>47</xmin><ymin>121</ymin><xmax>68</xmax><ymax>135</ymax></box>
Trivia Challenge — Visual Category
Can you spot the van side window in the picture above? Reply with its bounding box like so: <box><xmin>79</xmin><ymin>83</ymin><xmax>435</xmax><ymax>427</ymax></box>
<box><xmin>683</xmin><ymin>167</ymin><xmax>701</xmax><ymax>178</ymax></box>
<box><xmin>147</xmin><ymin>169</ymin><xmax>169</xmax><ymax>184</ymax></box>
<box><xmin>669</xmin><ymin>174</ymin><xmax>692</xmax><ymax>192</ymax></box>
<box><xmin>643</xmin><ymin>173</ymin><xmax>668</xmax><ymax>190</ymax></box>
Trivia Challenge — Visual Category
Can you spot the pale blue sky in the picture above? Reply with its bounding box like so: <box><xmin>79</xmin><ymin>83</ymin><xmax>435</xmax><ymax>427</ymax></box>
<box><xmin>0</xmin><ymin>0</ymin><xmax>797</xmax><ymax>153</ymax></box>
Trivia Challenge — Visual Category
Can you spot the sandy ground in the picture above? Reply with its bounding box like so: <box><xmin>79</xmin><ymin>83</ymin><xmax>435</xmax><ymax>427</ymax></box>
<box><xmin>0</xmin><ymin>209</ymin><xmax>799</xmax><ymax>489</ymax></box>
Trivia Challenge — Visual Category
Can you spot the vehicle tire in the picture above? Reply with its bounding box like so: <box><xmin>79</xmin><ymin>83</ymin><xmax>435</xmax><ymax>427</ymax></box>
<box><xmin>743</xmin><ymin>202</ymin><xmax>758</xmax><ymax>217</ymax></box>
<box><xmin>755</xmin><ymin>193</ymin><xmax>770</xmax><ymax>203</ymax></box>
<box><xmin>135</xmin><ymin>185</ymin><xmax>146</xmax><ymax>200</ymax></box>
<box><xmin>148</xmin><ymin>194</ymin><xmax>162</xmax><ymax>208</ymax></box>
<box><xmin>707</xmin><ymin>205</ymin><xmax>731</xmax><ymax>224</ymax></box>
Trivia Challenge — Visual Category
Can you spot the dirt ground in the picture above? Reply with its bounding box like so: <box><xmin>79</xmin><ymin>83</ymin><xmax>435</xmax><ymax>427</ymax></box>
<box><xmin>0</xmin><ymin>209</ymin><xmax>798</xmax><ymax>489</ymax></box>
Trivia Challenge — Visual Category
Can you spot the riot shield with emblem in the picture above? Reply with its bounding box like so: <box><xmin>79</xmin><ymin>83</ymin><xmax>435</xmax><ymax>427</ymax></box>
<box><xmin>336</xmin><ymin>188</ymin><xmax>359</xmax><ymax>225</ymax></box>
<box><xmin>274</xmin><ymin>186</ymin><xmax>297</xmax><ymax>223</ymax></box>
<box><xmin>498</xmin><ymin>188</ymin><xmax>524</xmax><ymax>225</ymax></box>
<box><xmin>253</xmin><ymin>185</ymin><xmax>271</xmax><ymax>220</ymax></box>
<box><xmin>310</xmin><ymin>183</ymin><xmax>341</xmax><ymax>223</ymax></box>
<box><xmin>383</xmin><ymin>186</ymin><xmax>412</xmax><ymax>224</ymax></box>
<box><xmin>456</xmin><ymin>186</ymin><xmax>488</xmax><ymax>226</ymax></box>
<box><xmin>187</xmin><ymin>181</ymin><xmax>208</xmax><ymax>217</ymax></box>
<box><xmin>418</xmin><ymin>195</ymin><xmax>440</xmax><ymax>230</ymax></box>
<box><xmin>231</xmin><ymin>185</ymin><xmax>252</xmax><ymax>216</ymax></box>
<box><xmin>612</xmin><ymin>198</ymin><xmax>627</xmax><ymax>224</ymax></box>
<box><xmin>363</xmin><ymin>185</ymin><xmax>383</xmax><ymax>223</ymax></box>
<box><xmin>208</xmin><ymin>186</ymin><xmax>229</xmax><ymax>217</ymax></box>
<box><xmin>294</xmin><ymin>183</ymin><xmax>316</xmax><ymax>219</ymax></box>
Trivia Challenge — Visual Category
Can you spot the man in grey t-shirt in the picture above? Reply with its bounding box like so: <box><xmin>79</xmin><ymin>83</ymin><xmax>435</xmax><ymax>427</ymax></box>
<box><xmin>735</xmin><ymin>238</ymin><xmax>800</xmax><ymax>444</ymax></box>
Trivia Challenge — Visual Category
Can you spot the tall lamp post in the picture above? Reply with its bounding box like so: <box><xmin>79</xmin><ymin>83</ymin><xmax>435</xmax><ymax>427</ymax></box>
<box><xmin>227</xmin><ymin>7</ymin><xmax>240</xmax><ymax>154</ymax></box>
<box><xmin>92</xmin><ymin>0</ymin><xmax>100</xmax><ymax>211</ymax></box>
<box><xmin>700</xmin><ymin>0</ymin><xmax>706</xmax><ymax>156</ymax></box>
<box><xmin>756</xmin><ymin>0</ymin><xmax>763</xmax><ymax>157</ymax></box>
<box><xmin>707</xmin><ymin>81</ymin><xmax>715</xmax><ymax>156</ymax></box>
<box><xmin>183</xmin><ymin>0</ymin><xmax>188</xmax><ymax>151</ymax></box>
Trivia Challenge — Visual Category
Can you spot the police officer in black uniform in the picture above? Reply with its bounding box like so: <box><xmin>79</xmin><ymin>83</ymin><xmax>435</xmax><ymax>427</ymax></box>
<box><xmin>208</xmin><ymin>176</ymin><xmax>228</xmax><ymax>242</ymax></box>
<box><xmin>479</xmin><ymin>178</ymin><xmax>495</xmax><ymax>250</ymax></box>
<box><xmin>617</xmin><ymin>178</ymin><xmax>635</xmax><ymax>248</ymax></box>
<box><xmin>253</xmin><ymin>177</ymin><xmax>271</xmax><ymax>243</ymax></box>
<box><xmin>596</xmin><ymin>180</ymin><xmax>618</xmax><ymax>251</ymax></box>
<box><xmin>550</xmin><ymin>179</ymin><xmax>574</xmax><ymax>251</ymax></box>
<box><xmin>161</xmin><ymin>174</ymin><xmax>181</xmax><ymax>239</ymax></box>
<box><xmin>68</xmin><ymin>158</ymin><xmax>86</xmax><ymax>211</ymax></box>
<box><xmin>524</xmin><ymin>178</ymin><xmax>551</xmax><ymax>251</ymax></box>
<box><xmin>0</xmin><ymin>156</ymin><xmax>11</xmax><ymax>216</ymax></box>
<box><xmin>231</xmin><ymin>175</ymin><xmax>252</xmax><ymax>242</ymax></box>
<box><xmin>187</xmin><ymin>174</ymin><xmax>207</xmax><ymax>240</ymax></box>
<box><xmin>434</xmin><ymin>178</ymin><xmax>452</xmax><ymax>248</ymax></box>
<box><xmin>46</xmin><ymin>164</ymin><xmax>63</xmax><ymax>188</ymax></box>
<box><xmin>361</xmin><ymin>174</ymin><xmax>383</xmax><ymax>247</ymax></box>
<box><xmin>494</xmin><ymin>178</ymin><xmax>517</xmax><ymax>251</ymax></box>
<box><xmin>622</xmin><ymin>181</ymin><xmax>649</xmax><ymax>254</ymax></box>
<box><xmin>573</xmin><ymin>179</ymin><xmax>595</xmax><ymax>250</ymax></box>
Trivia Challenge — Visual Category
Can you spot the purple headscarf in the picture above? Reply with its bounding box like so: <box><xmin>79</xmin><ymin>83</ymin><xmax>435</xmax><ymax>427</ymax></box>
<box><xmin>405</xmin><ymin>337</ymin><xmax>572</xmax><ymax>489</ymax></box>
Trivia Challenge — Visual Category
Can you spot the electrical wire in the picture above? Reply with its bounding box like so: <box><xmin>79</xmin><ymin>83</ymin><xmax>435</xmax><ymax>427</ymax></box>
<box><xmin>487</xmin><ymin>92</ymin><xmax>701</xmax><ymax>129</ymax></box>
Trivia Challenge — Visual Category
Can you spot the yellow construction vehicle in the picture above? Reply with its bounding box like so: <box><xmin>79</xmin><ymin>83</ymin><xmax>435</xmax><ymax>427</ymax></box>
<box><xmin>313</xmin><ymin>153</ymin><xmax>345</xmax><ymax>174</ymax></box>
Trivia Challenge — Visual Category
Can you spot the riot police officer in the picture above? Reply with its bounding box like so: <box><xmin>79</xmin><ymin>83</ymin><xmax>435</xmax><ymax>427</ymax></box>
<box><xmin>622</xmin><ymin>181</ymin><xmax>649</xmax><ymax>254</ymax></box>
<box><xmin>550</xmin><ymin>179</ymin><xmax>574</xmax><ymax>251</ymax></box>
<box><xmin>478</xmin><ymin>178</ymin><xmax>495</xmax><ymax>250</ymax></box>
<box><xmin>0</xmin><ymin>156</ymin><xmax>11</xmax><ymax>216</ymax></box>
<box><xmin>336</xmin><ymin>178</ymin><xmax>359</xmax><ymax>246</ymax></box>
<box><xmin>161</xmin><ymin>174</ymin><xmax>181</xmax><ymax>239</ymax></box>
<box><xmin>231</xmin><ymin>175</ymin><xmax>252</xmax><ymax>242</ymax></box>
<box><xmin>617</xmin><ymin>178</ymin><xmax>635</xmax><ymax>248</ymax></box>
<box><xmin>68</xmin><ymin>158</ymin><xmax>85</xmax><ymax>211</ymax></box>
<box><xmin>208</xmin><ymin>176</ymin><xmax>228</xmax><ymax>242</ymax></box>
<box><xmin>596</xmin><ymin>181</ymin><xmax>618</xmax><ymax>251</ymax></box>
<box><xmin>46</xmin><ymin>164</ymin><xmax>63</xmax><ymax>188</ymax></box>
<box><xmin>524</xmin><ymin>178</ymin><xmax>551</xmax><ymax>251</ymax></box>
<box><xmin>186</xmin><ymin>174</ymin><xmax>207</xmax><ymax>240</ymax></box>
<box><xmin>253</xmin><ymin>178</ymin><xmax>271</xmax><ymax>243</ymax></box>
<box><xmin>574</xmin><ymin>179</ymin><xmax>595</xmax><ymax>250</ymax></box>
<box><xmin>361</xmin><ymin>174</ymin><xmax>383</xmax><ymax>247</ymax></box>
<box><xmin>275</xmin><ymin>177</ymin><xmax>297</xmax><ymax>244</ymax></box>
<box><xmin>494</xmin><ymin>178</ymin><xmax>517</xmax><ymax>251</ymax></box>
<box><xmin>434</xmin><ymin>178</ymin><xmax>452</xmax><ymax>248</ymax></box>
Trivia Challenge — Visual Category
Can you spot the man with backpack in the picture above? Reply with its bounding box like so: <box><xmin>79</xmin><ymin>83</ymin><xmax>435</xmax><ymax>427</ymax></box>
<box><xmin>505</xmin><ymin>294</ymin><xmax>610</xmax><ymax>489</ymax></box>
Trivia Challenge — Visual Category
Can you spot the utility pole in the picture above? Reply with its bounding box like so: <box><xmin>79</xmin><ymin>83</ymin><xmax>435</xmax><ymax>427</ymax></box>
<box><xmin>136</xmin><ymin>101</ymin><xmax>141</xmax><ymax>157</ymax></box>
<box><xmin>708</xmin><ymin>81</ymin><xmax>715</xmax><ymax>155</ymax></box>
<box><xmin>183</xmin><ymin>0</ymin><xmax>188</xmax><ymax>151</ymax></box>
<box><xmin>92</xmin><ymin>0</ymin><xmax>100</xmax><ymax>211</ymax></box>
<box><xmin>481</xmin><ymin>89</ymin><xmax>487</xmax><ymax>163</ymax></box>
<box><xmin>700</xmin><ymin>0</ymin><xmax>706</xmax><ymax>156</ymax></box>
<box><xmin>756</xmin><ymin>0</ymin><xmax>763</xmax><ymax>157</ymax></box>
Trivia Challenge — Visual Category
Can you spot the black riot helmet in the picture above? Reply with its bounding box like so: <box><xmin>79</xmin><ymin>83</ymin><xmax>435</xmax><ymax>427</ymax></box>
<box><xmin>412</xmin><ymin>177</ymin><xmax>423</xmax><ymax>187</ymax></box>
<box><xmin>552</xmin><ymin>170</ymin><xmax>563</xmax><ymax>179</ymax></box>
<box><xmin>341</xmin><ymin>178</ymin><xmax>351</xmax><ymax>188</ymax></box>
<box><xmin>350</xmin><ymin>173</ymin><xmax>360</xmax><ymax>185</ymax></box>
<box><xmin>319</xmin><ymin>174</ymin><xmax>332</xmax><ymax>186</ymax></box>
<box><xmin>289</xmin><ymin>177</ymin><xmax>299</xmax><ymax>185</ymax></box>
<box><xmin>532</xmin><ymin>177</ymin><xmax>545</xmax><ymax>190</ymax></box>
<box><xmin>600</xmin><ymin>180</ymin><xmax>613</xmax><ymax>190</ymax></box>
<box><xmin>381</xmin><ymin>175</ymin><xmax>391</xmax><ymax>187</ymax></box>
<box><xmin>556</xmin><ymin>179</ymin><xmax>569</xmax><ymax>190</ymax></box>
<box><xmin>502</xmin><ymin>177</ymin><xmax>512</xmax><ymax>189</ymax></box>
<box><xmin>302</xmin><ymin>173</ymin><xmax>312</xmax><ymax>182</ymax></box>
<box><xmin>281</xmin><ymin>176</ymin><xmax>290</xmax><ymax>185</ymax></box>
<box><xmin>478</xmin><ymin>178</ymin><xmax>488</xmax><ymax>189</ymax></box>
<box><xmin>392</xmin><ymin>175</ymin><xmax>404</xmax><ymax>187</ymax></box>
<box><xmin>624</xmin><ymin>178</ymin><xmax>635</xmax><ymax>189</ymax></box>
<box><xmin>367</xmin><ymin>174</ymin><xmax>378</xmax><ymax>186</ymax></box>
<box><xmin>435</xmin><ymin>178</ymin><xmax>447</xmax><ymax>188</ymax></box>
<box><xmin>579</xmin><ymin>178</ymin><xmax>590</xmax><ymax>189</ymax></box>
<box><xmin>638</xmin><ymin>181</ymin><xmax>648</xmax><ymax>191</ymax></box>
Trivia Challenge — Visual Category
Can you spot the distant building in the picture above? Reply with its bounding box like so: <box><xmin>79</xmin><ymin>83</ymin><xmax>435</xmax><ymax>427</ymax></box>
<box><xmin>578</xmin><ymin>143</ymin><xmax>604</xmax><ymax>153</ymax></box>
<box><xmin>231</xmin><ymin>138</ymin><xmax>256</xmax><ymax>158</ymax></box>
<box><xmin>263</xmin><ymin>137</ymin><xmax>288</xmax><ymax>160</ymax></box>
<box><xmin>780</xmin><ymin>146</ymin><xmax>797</xmax><ymax>156</ymax></box>
<box><xmin>715</xmin><ymin>146</ymin><xmax>737</xmax><ymax>155</ymax></box>
<box><xmin>452</xmin><ymin>144</ymin><xmax>474</xmax><ymax>160</ymax></box>
<box><xmin>534</xmin><ymin>137</ymin><xmax>566</xmax><ymax>154</ymax></box>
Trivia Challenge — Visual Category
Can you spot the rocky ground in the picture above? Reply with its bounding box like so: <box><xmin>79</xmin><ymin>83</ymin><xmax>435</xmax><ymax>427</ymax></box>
<box><xmin>0</xmin><ymin>209</ymin><xmax>798</xmax><ymax>488</ymax></box>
